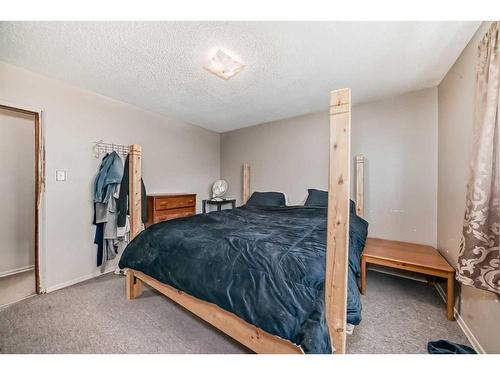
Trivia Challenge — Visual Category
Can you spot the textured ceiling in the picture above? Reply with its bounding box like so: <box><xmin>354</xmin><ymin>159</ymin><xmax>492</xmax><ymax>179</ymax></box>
<box><xmin>0</xmin><ymin>21</ymin><xmax>480</xmax><ymax>132</ymax></box>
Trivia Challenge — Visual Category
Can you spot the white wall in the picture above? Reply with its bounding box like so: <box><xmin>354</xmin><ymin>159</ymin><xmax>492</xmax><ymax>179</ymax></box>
<box><xmin>437</xmin><ymin>21</ymin><xmax>500</xmax><ymax>353</ymax></box>
<box><xmin>221</xmin><ymin>88</ymin><xmax>438</xmax><ymax>245</ymax></box>
<box><xmin>0</xmin><ymin>109</ymin><xmax>35</xmax><ymax>274</ymax></box>
<box><xmin>0</xmin><ymin>62</ymin><xmax>220</xmax><ymax>291</ymax></box>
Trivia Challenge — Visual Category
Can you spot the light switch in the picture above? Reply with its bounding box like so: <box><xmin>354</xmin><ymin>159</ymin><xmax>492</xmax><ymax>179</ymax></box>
<box><xmin>56</xmin><ymin>170</ymin><xmax>67</xmax><ymax>181</ymax></box>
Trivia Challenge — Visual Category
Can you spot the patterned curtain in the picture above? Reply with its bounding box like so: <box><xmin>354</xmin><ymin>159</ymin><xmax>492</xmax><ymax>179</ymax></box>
<box><xmin>457</xmin><ymin>22</ymin><xmax>500</xmax><ymax>294</ymax></box>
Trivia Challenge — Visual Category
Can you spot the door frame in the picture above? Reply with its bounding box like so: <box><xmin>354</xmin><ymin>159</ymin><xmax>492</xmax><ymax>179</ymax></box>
<box><xmin>0</xmin><ymin>101</ymin><xmax>45</xmax><ymax>294</ymax></box>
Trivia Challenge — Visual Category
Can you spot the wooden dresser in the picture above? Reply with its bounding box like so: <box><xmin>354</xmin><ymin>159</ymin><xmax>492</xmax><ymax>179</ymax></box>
<box><xmin>146</xmin><ymin>194</ymin><xmax>196</xmax><ymax>227</ymax></box>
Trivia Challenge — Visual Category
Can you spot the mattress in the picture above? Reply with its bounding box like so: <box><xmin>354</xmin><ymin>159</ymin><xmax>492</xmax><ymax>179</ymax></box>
<box><xmin>119</xmin><ymin>205</ymin><xmax>368</xmax><ymax>353</ymax></box>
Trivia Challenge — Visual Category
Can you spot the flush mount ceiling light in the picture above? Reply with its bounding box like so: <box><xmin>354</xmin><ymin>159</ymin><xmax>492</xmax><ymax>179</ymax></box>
<box><xmin>203</xmin><ymin>49</ymin><xmax>245</xmax><ymax>80</ymax></box>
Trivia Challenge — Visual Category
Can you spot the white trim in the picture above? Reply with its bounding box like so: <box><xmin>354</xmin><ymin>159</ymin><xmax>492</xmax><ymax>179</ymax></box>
<box><xmin>0</xmin><ymin>98</ymin><xmax>43</xmax><ymax>114</ymax></box>
<box><xmin>0</xmin><ymin>293</ymin><xmax>36</xmax><ymax>311</ymax></box>
<box><xmin>37</xmin><ymin>110</ymin><xmax>47</xmax><ymax>292</ymax></box>
<box><xmin>1</xmin><ymin>268</ymin><xmax>117</xmax><ymax>309</ymax></box>
<box><xmin>43</xmin><ymin>267</ymin><xmax>118</xmax><ymax>294</ymax></box>
<box><xmin>434</xmin><ymin>283</ymin><xmax>486</xmax><ymax>354</ymax></box>
<box><xmin>0</xmin><ymin>265</ymin><xmax>35</xmax><ymax>279</ymax></box>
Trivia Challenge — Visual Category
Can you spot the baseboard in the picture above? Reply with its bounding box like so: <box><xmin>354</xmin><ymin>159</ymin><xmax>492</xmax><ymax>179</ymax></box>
<box><xmin>434</xmin><ymin>283</ymin><xmax>486</xmax><ymax>354</ymax></box>
<box><xmin>2</xmin><ymin>267</ymin><xmax>120</xmax><ymax>309</ymax></box>
<box><xmin>0</xmin><ymin>264</ymin><xmax>35</xmax><ymax>278</ymax></box>
<box><xmin>0</xmin><ymin>293</ymin><xmax>36</xmax><ymax>311</ymax></box>
<box><xmin>44</xmin><ymin>267</ymin><xmax>117</xmax><ymax>294</ymax></box>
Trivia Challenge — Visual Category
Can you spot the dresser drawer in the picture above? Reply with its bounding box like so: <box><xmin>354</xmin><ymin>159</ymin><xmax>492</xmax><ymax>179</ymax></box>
<box><xmin>155</xmin><ymin>195</ymin><xmax>196</xmax><ymax>210</ymax></box>
<box><xmin>154</xmin><ymin>207</ymin><xmax>195</xmax><ymax>223</ymax></box>
<box><xmin>147</xmin><ymin>194</ymin><xmax>197</xmax><ymax>227</ymax></box>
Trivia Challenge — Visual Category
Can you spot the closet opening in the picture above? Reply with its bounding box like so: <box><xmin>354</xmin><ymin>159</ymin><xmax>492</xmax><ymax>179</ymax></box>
<box><xmin>0</xmin><ymin>103</ymin><xmax>43</xmax><ymax>306</ymax></box>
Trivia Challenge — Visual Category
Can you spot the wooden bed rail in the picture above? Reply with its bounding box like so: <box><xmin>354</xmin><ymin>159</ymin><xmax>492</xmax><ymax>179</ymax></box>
<box><xmin>127</xmin><ymin>269</ymin><xmax>303</xmax><ymax>354</ymax></box>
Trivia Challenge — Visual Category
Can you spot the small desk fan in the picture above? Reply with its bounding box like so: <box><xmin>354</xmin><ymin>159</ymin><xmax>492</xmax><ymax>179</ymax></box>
<box><xmin>211</xmin><ymin>180</ymin><xmax>228</xmax><ymax>201</ymax></box>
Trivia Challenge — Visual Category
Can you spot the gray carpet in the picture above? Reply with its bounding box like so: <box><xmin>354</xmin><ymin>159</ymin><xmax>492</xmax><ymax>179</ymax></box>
<box><xmin>348</xmin><ymin>271</ymin><xmax>469</xmax><ymax>353</ymax></box>
<box><xmin>0</xmin><ymin>270</ymin><xmax>469</xmax><ymax>354</ymax></box>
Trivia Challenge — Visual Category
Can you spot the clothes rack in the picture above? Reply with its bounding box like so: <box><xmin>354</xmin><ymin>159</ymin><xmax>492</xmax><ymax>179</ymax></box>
<box><xmin>93</xmin><ymin>140</ymin><xmax>130</xmax><ymax>158</ymax></box>
<box><xmin>92</xmin><ymin>141</ymin><xmax>142</xmax><ymax>240</ymax></box>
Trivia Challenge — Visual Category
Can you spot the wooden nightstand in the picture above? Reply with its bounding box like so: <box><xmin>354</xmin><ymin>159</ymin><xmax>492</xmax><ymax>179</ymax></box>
<box><xmin>146</xmin><ymin>194</ymin><xmax>196</xmax><ymax>227</ymax></box>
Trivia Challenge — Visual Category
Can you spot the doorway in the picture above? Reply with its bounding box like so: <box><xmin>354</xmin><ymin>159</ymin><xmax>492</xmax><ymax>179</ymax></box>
<box><xmin>0</xmin><ymin>104</ymin><xmax>42</xmax><ymax>307</ymax></box>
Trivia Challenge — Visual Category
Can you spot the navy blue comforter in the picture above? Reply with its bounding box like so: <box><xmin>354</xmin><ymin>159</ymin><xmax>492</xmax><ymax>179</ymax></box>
<box><xmin>119</xmin><ymin>205</ymin><xmax>368</xmax><ymax>353</ymax></box>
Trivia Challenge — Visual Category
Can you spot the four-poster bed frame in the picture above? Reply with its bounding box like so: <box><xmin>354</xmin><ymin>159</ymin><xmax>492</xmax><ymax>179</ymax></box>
<box><xmin>124</xmin><ymin>88</ymin><xmax>365</xmax><ymax>354</ymax></box>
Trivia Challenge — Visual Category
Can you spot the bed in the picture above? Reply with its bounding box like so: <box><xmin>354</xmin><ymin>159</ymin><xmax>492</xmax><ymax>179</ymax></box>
<box><xmin>119</xmin><ymin>88</ymin><xmax>361</xmax><ymax>353</ymax></box>
<box><xmin>119</xmin><ymin>204</ymin><xmax>368</xmax><ymax>353</ymax></box>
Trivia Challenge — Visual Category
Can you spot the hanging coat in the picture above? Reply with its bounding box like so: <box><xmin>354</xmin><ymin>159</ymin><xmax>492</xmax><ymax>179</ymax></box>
<box><xmin>94</xmin><ymin>151</ymin><xmax>124</xmax><ymax>204</ymax></box>
<box><xmin>93</xmin><ymin>151</ymin><xmax>124</xmax><ymax>268</ymax></box>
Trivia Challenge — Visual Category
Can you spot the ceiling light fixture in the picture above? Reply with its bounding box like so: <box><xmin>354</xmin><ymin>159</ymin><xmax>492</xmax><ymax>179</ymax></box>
<box><xmin>203</xmin><ymin>49</ymin><xmax>245</xmax><ymax>80</ymax></box>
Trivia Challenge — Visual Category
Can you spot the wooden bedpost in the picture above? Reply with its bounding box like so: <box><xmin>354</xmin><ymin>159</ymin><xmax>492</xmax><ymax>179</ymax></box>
<box><xmin>326</xmin><ymin>88</ymin><xmax>351</xmax><ymax>354</ymax></box>
<box><xmin>127</xmin><ymin>144</ymin><xmax>143</xmax><ymax>300</ymax></box>
<box><xmin>129</xmin><ymin>144</ymin><xmax>142</xmax><ymax>240</ymax></box>
<box><xmin>355</xmin><ymin>154</ymin><xmax>364</xmax><ymax>217</ymax></box>
<box><xmin>126</xmin><ymin>269</ymin><xmax>143</xmax><ymax>299</ymax></box>
<box><xmin>242</xmin><ymin>163</ymin><xmax>250</xmax><ymax>204</ymax></box>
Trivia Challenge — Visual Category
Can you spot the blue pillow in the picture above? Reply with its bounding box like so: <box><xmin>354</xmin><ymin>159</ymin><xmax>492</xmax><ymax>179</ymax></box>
<box><xmin>304</xmin><ymin>189</ymin><xmax>357</xmax><ymax>214</ymax></box>
<box><xmin>304</xmin><ymin>189</ymin><xmax>328</xmax><ymax>206</ymax></box>
<box><xmin>350</xmin><ymin>199</ymin><xmax>356</xmax><ymax>214</ymax></box>
<box><xmin>246</xmin><ymin>192</ymin><xmax>286</xmax><ymax>207</ymax></box>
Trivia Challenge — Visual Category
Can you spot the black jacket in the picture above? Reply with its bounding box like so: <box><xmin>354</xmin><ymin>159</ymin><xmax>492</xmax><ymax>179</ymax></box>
<box><xmin>117</xmin><ymin>154</ymin><xmax>147</xmax><ymax>227</ymax></box>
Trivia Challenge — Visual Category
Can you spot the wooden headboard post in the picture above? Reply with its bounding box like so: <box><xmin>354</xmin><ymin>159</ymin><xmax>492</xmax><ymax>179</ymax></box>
<box><xmin>242</xmin><ymin>163</ymin><xmax>251</xmax><ymax>204</ymax></box>
<box><xmin>129</xmin><ymin>144</ymin><xmax>142</xmax><ymax>240</ymax></box>
<box><xmin>355</xmin><ymin>154</ymin><xmax>364</xmax><ymax>217</ymax></box>
<box><xmin>326</xmin><ymin>88</ymin><xmax>351</xmax><ymax>354</ymax></box>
